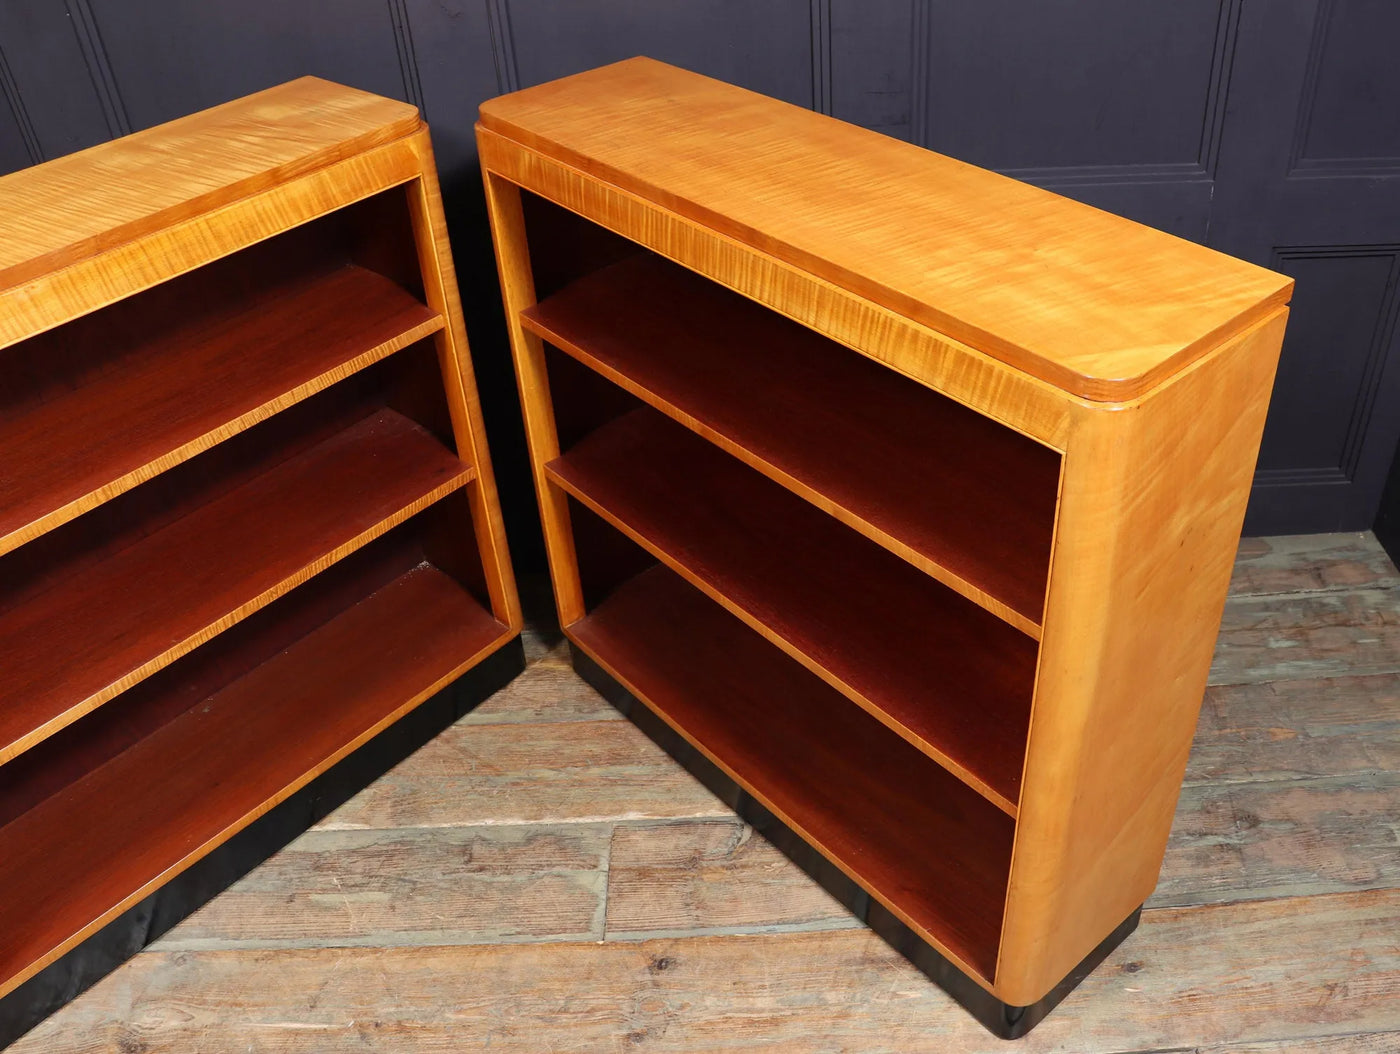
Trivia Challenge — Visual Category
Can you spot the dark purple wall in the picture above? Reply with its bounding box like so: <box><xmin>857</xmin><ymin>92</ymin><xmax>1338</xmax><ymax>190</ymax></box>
<box><xmin>3</xmin><ymin>0</ymin><xmax>1399</xmax><ymax>550</ymax></box>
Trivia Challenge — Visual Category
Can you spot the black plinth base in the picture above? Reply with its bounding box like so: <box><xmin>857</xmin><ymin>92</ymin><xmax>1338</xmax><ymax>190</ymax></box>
<box><xmin>0</xmin><ymin>635</ymin><xmax>526</xmax><ymax>1050</ymax></box>
<box><xmin>572</xmin><ymin>645</ymin><xmax>1143</xmax><ymax>1041</ymax></box>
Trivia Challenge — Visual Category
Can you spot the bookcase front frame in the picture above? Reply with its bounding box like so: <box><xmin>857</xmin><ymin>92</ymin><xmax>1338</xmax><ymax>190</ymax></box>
<box><xmin>0</xmin><ymin>92</ymin><xmax>524</xmax><ymax>1033</ymax></box>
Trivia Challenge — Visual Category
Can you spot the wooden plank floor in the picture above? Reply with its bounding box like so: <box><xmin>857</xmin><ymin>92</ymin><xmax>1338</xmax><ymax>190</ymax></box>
<box><xmin>10</xmin><ymin>533</ymin><xmax>1400</xmax><ymax>1052</ymax></box>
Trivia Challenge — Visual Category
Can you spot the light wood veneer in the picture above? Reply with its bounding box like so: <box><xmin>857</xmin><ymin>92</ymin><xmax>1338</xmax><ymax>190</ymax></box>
<box><xmin>0</xmin><ymin>78</ymin><xmax>520</xmax><ymax>1006</ymax></box>
<box><xmin>479</xmin><ymin>57</ymin><xmax>1292</xmax><ymax>1022</ymax></box>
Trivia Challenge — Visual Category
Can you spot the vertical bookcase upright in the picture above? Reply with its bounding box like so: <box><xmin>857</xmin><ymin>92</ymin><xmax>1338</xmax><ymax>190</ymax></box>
<box><xmin>478</xmin><ymin>58</ymin><xmax>1292</xmax><ymax>1037</ymax></box>
<box><xmin>0</xmin><ymin>78</ymin><xmax>521</xmax><ymax>1041</ymax></box>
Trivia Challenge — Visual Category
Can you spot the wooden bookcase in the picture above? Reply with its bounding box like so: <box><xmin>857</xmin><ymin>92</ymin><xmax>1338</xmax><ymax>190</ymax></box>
<box><xmin>0</xmin><ymin>78</ymin><xmax>521</xmax><ymax>1036</ymax></box>
<box><xmin>478</xmin><ymin>58</ymin><xmax>1293</xmax><ymax>1037</ymax></box>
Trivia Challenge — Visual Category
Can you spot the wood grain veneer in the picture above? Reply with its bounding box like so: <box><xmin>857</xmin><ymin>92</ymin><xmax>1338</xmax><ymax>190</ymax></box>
<box><xmin>0</xmin><ymin>79</ymin><xmax>521</xmax><ymax>1022</ymax></box>
<box><xmin>481</xmin><ymin>58</ymin><xmax>1292</xmax><ymax>1029</ymax></box>
<box><xmin>0</xmin><ymin>78</ymin><xmax>419</xmax><ymax>295</ymax></box>
<box><xmin>481</xmin><ymin>57</ymin><xmax>1291</xmax><ymax>402</ymax></box>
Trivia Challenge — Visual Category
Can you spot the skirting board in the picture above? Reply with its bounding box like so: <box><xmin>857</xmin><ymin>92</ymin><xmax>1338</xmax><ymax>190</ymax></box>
<box><xmin>0</xmin><ymin>636</ymin><xmax>526</xmax><ymax>1050</ymax></box>
<box><xmin>571</xmin><ymin>644</ymin><xmax>1142</xmax><ymax>1041</ymax></box>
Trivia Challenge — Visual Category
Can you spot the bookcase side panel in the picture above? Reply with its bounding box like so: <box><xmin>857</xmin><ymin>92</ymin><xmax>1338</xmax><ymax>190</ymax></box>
<box><xmin>996</xmin><ymin>309</ymin><xmax>1289</xmax><ymax>1006</ymax></box>
<box><xmin>479</xmin><ymin>163</ymin><xmax>585</xmax><ymax>625</ymax></box>
<box><xmin>405</xmin><ymin>130</ymin><xmax>521</xmax><ymax>631</ymax></box>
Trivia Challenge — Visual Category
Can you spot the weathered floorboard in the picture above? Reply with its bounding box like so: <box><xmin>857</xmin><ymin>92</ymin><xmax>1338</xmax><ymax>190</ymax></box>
<box><xmin>11</xmin><ymin>890</ymin><xmax>1400</xmax><ymax>1054</ymax></box>
<box><xmin>1229</xmin><ymin>533</ymin><xmax>1400</xmax><ymax>598</ymax></box>
<box><xmin>604</xmin><ymin>819</ymin><xmax>854</xmax><ymax>937</ymax></box>
<box><xmin>152</xmin><ymin>825</ymin><xmax>611</xmax><ymax>949</ymax></box>
<box><xmin>1186</xmin><ymin>674</ymin><xmax>1400</xmax><ymax>784</ymax></box>
<box><xmin>1202</xmin><ymin>1034</ymin><xmax>1400</xmax><ymax>1053</ymax></box>
<box><xmin>461</xmin><ymin>643</ymin><xmax>622</xmax><ymax>726</ymax></box>
<box><xmin>315</xmin><ymin>719</ymin><xmax>730</xmax><ymax>829</ymax></box>
<box><xmin>1155</xmin><ymin>773</ymin><xmax>1400</xmax><ymax>907</ymax></box>
<box><xmin>1211</xmin><ymin>588</ymin><xmax>1400</xmax><ymax>685</ymax></box>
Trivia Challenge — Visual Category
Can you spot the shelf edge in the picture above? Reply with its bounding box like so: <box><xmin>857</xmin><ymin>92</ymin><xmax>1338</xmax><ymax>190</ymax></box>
<box><xmin>0</xmin><ymin>635</ymin><xmax>525</xmax><ymax>1044</ymax></box>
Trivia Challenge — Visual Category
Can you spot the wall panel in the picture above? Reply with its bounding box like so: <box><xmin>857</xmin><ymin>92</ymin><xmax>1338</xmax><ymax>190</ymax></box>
<box><xmin>0</xmin><ymin>59</ymin><xmax>34</xmax><ymax>176</ymax></box>
<box><xmin>0</xmin><ymin>2</ymin><xmax>113</xmax><ymax>166</ymax></box>
<box><xmin>403</xmin><ymin>0</ymin><xmax>500</xmax><ymax>172</ymax></box>
<box><xmin>506</xmin><ymin>0</ymin><xmax>814</xmax><ymax>105</ymax></box>
<box><xmin>1292</xmin><ymin>0</ymin><xmax>1400</xmax><ymax>173</ymax></box>
<box><xmin>86</xmin><ymin>0</ymin><xmax>408</xmax><ymax>129</ymax></box>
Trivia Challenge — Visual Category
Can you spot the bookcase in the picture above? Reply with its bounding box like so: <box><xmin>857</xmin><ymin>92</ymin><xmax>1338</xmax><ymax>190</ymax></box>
<box><xmin>478</xmin><ymin>58</ymin><xmax>1293</xmax><ymax>1037</ymax></box>
<box><xmin>0</xmin><ymin>78</ymin><xmax>521</xmax><ymax>1039</ymax></box>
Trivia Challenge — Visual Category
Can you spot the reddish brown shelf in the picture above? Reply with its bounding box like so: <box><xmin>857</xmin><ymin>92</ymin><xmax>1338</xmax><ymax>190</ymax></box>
<box><xmin>568</xmin><ymin>564</ymin><xmax>1014</xmax><ymax>980</ymax></box>
<box><xmin>0</xmin><ymin>562</ymin><xmax>508</xmax><ymax>997</ymax></box>
<box><xmin>522</xmin><ymin>253</ymin><xmax>1061</xmax><ymax>636</ymax></box>
<box><xmin>548</xmin><ymin>408</ymin><xmax>1036</xmax><ymax>813</ymax></box>
<box><xmin>0</xmin><ymin>408</ymin><xmax>473</xmax><ymax>766</ymax></box>
<box><xmin>0</xmin><ymin>264</ymin><xmax>443</xmax><ymax>557</ymax></box>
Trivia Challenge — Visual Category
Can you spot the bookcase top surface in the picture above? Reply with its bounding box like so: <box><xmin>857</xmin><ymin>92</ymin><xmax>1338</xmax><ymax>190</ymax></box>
<box><xmin>0</xmin><ymin>77</ymin><xmax>420</xmax><ymax>298</ymax></box>
<box><xmin>479</xmin><ymin>58</ymin><xmax>1292</xmax><ymax>402</ymax></box>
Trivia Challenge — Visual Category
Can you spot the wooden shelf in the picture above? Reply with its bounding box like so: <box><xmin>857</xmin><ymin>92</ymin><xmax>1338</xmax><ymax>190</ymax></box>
<box><xmin>548</xmin><ymin>408</ymin><xmax>1036</xmax><ymax>813</ymax></box>
<box><xmin>0</xmin><ymin>264</ymin><xmax>442</xmax><ymax>557</ymax></box>
<box><xmin>522</xmin><ymin>253</ymin><xmax>1060</xmax><ymax>636</ymax></box>
<box><xmin>0</xmin><ymin>562</ymin><xmax>507</xmax><ymax>996</ymax></box>
<box><xmin>569</xmin><ymin>564</ymin><xmax>1014</xmax><ymax>980</ymax></box>
<box><xmin>0</xmin><ymin>408</ymin><xmax>472</xmax><ymax>766</ymax></box>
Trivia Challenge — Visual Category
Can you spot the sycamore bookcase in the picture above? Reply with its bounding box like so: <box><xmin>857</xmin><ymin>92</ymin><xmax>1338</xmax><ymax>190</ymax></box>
<box><xmin>0</xmin><ymin>78</ymin><xmax>521</xmax><ymax>1042</ymax></box>
<box><xmin>479</xmin><ymin>58</ymin><xmax>1293</xmax><ymax>1037</ymax></box>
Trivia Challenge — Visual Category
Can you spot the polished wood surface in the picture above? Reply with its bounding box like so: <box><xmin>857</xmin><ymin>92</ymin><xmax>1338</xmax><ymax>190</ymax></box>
<box><xmin>0</xmin><ymin>265</ymin><xmax>440</xmax><ymax>557</ymax></box>
<box><xmin>481</xmin><ymin>58</ymin><xmax>1291</xmax><ymax>402</ymax></box>
<box><xmin>998</xmin><ymin>309</ymin><xmax>1290</xmax><ymax>1003</ymax></box>
<box><xmin>547</xmin><ymin>407</ymin><xmax>1036</xmax><ymax>813</ymax></box>
<box><xmin>0</xmin><ymin>77</ymin><xmax>419</xmax><ymax>298</ymax></box>
<box><xmin>479</xmin><ymin>128</ymin><xmax>1075</xmax><ymax>449</ymax></box>
<box><xmin>569</xmin><ymin>565</ymin><xmax>1014</xmax><ymax>980</ymax></box>
<box><xmin>0</xmin><ymin>409</ymin><xmax>470</xmax><ymax>766</ymax></box>
<box><xmin>525</xmin><ymin>253</ymin><xmax>1059</xmax><ymax>634</ymax></box>
<box><xmin>482</xmin><ymin>59</ymin><xmax>1291</xmax><ymax>1018</ymax></box>
<box><xmin>482</xmin><ymin>174</ymin><xmax>586</xmax><ymax>625</ymax></box>
<box><xmin>0</xmin><ymin>79</ymin><xmax>520</xmax><ymax>1012</ymax></box>
<box><xmin>0</xmin><ymin>562</ymin><xmax>505</xmax><ymax>999</ymax></box>
<box><xmin>405</xmin><ymin>132</ymin><xmax>521</xmax><ymax>631</ymax></box>
<box><xmin>1</xmin><ymin>139</ymin><xmax>425</xmax><ymax>348</ymax></box>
